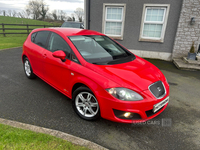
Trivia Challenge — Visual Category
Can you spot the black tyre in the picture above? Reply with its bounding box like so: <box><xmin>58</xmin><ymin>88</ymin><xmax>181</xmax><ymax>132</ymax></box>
<box><xmin>72</xmin><ymin>86</ymin><xmax>100</xmax><ymax>121</ymax></box>
<box><xmin>23</xmin><ymin>57</ymin><xmax>36</xmax><ymax>79</ymax></box>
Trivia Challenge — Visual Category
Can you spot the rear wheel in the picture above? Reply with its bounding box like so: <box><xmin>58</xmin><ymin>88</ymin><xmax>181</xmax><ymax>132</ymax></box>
<box><xmin>72</xmin><ymin>86</ymin><xmax>100</xmax><ymax>120</ymax></box>
<box><xmin>23</xmin><ymin>57</ymin><xmax>36</xmax><ymax>79</ymax></box>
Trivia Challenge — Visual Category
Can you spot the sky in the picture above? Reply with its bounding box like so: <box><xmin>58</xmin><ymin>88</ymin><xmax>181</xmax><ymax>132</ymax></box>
<box><xmin>0</xmin><ymin>0</ymin><xmax>84</xmax><ymax>14</ymax></box>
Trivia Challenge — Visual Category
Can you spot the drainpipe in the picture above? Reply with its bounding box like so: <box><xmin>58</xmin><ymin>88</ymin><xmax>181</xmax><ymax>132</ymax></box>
<box><xmin>88</xmin><ymin>0</ymin><xmax>91</xmax><ymax>29</ymax></box>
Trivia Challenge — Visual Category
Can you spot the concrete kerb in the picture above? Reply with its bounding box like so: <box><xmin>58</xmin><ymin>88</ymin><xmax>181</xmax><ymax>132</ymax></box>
<box><xmin>0</xmin><ymin>118</ymin><xmax>108</xmax><ymax>150</ymax></box>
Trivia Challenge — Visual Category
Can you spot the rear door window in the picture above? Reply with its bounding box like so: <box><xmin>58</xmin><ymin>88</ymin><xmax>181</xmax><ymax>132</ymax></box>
<box><xmin>33</xmin><ymin>31</ymin><xmax>50</xmax><ymax>48</ymax></box>
<box><xmin>31</xmin><ymin>32</ymin><xmax>37</xmax><ymax>42</ymax></box>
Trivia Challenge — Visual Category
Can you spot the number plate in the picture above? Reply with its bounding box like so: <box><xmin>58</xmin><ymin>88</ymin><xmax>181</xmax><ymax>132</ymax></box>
<box><xmin>153</xmin><ymin>97</ymin><xmax>169</xmax><ymax>113</ymax></box>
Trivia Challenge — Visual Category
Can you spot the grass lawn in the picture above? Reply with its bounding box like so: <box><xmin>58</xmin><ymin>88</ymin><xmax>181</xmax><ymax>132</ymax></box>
<box><xmin>0</xmin><ymin>16</ymin><xmax>61</xmax><ymax>50</ymax></box>
<box><xmin>0</xmin><ymin>124</ymin><xmax>89</xmax><ymax>150</ymax></box>
<box><xmin>0</xmin><ymin>16</ymin><xmax>61</xmax><ymax>25</ymax></box>
<box><xmin>0</xmin><ymin>35</ymin><xmax>27</xmax><ymax>50</ymax></box>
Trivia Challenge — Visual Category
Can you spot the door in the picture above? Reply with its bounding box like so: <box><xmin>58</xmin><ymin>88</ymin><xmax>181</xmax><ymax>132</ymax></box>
<box><xmin>44</xmin><ymin>32</ymin><xmax>72</xmax><ymax>95</ymax></box>
<box><xmin>28</xmin><ymin>31</ymin><xmax>50</xmax><ymax>79</ymax></box>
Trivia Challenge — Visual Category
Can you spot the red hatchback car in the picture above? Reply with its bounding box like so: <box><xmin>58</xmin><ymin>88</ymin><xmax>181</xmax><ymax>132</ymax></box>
<box><xmin>22</xmin><ymin>28</ymin><xmax>169</xmax><ymax>123</ymax></box>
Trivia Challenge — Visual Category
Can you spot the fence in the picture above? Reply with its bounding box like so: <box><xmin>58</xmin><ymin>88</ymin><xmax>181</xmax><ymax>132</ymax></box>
<box><xmin>0</xmin><ymin>23</ymin><xmax>60</xmax><ymax>37</ymax></box>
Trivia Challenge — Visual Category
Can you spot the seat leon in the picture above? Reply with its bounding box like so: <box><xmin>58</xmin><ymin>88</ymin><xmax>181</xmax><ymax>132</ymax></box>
<box><xmin>22</xmin><ymin>28</ymin><xmax>169</xmax><ymax>123</ymax></box>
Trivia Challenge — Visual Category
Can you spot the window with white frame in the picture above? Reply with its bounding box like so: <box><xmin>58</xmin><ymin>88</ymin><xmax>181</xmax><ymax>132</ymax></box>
<box><xmin>102</xmin><ymin>4</ymin><xmax>126</xmax><ymax>40</ymax></box>
<box><xmin>140</xmin><ymin>4</ymin><xmax>170</xmax><ymax>42</ymax></box>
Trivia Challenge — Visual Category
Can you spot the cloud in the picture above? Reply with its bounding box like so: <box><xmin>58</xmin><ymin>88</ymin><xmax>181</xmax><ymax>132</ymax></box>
<box><xmin>46</xmin><ymin>0</ymin><xmax>84</xmax><ymax>13</ymax></box>
<box><xmin>0</xmin><ymin>0</ymin><xmax>28</xmax><ymax>11</ymax></box>
<box><xmin>49</xmin><ymin>0</ymin><xmax>83</xmax><ymax>2</ymax></box>
<box><xmin>0</xmin><ymin>0</ymin><xmax>84</xmax><ymax>15</ymax></box>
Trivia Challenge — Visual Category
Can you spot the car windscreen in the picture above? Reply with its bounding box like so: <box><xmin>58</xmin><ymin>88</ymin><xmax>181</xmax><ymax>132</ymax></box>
<box><xmin>61</xmin><ymin>22</ymin><xmax>80</xmax><ymax>28</ymax></box>
<box><xmin>69</xmin><ymin>35</ymin><xmax>135</xmax><ymax>65</ymax></box>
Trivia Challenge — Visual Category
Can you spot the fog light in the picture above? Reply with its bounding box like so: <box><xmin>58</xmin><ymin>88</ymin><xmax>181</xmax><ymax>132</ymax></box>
<box><xmin>113</xmin><ymin>109</ymin><xmax>141</xmax><ymax>120</ymax></box>
<box><xmin>124</xmin><ymin>112</ymin><xmax>131</xmax><ymax>118</ymax></box>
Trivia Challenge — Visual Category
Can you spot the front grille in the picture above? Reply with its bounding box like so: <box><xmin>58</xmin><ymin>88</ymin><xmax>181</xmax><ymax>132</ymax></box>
<box><xmin>149</xmin><ymin>81</ymin><xmax>166</xmax><ymax>99</ymax></box>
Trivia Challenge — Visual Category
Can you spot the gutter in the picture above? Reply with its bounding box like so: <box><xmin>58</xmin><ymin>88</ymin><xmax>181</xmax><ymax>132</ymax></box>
<box><xmin>88</xmin><ymin>0</ymin><xmax>91</xmax><ymax>29</ymax></box>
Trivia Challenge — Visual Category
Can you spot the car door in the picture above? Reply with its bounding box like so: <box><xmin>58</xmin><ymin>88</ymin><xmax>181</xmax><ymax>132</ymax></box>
<box><xmin>44</xmin><ymin>32</ymin><xmax>73</xmax><ymax>95</ymax></box>
<box><xmin>29</xmin><ymin>31</ymin><xmax>50</xmax><ymax>79</ymax></box>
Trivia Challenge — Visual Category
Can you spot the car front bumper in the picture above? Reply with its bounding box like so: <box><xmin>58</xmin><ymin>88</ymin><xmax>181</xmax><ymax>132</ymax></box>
<box><xmin>95</xmin><ymin>85</ymin><xmax>169</xmax><ymax>123</ymax></box>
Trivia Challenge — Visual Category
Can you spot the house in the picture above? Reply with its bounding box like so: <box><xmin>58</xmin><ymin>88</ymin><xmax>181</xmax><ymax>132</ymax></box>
<box><xmin>84</xmin><ymin>0</ymin><xmax>200</xmax><ymax>61</ymax></box>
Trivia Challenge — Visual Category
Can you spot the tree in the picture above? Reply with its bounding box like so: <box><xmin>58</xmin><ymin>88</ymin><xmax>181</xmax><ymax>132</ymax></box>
<box><xmin>59</xmin><ymin>10</ymin><xmax>67</xmax><ymax>21</ymax></box>
<box><xmin>3</xmin><ymin>10</ymin><xmax>6</xmax><ymax>16</ymax></box>
<box><xmin>74</xmin><ymin>8</ymin><xmax>84</xmax><ymax>22</ymax></box>
<box><xmin>25</xmin><ymin>9</ymin><xmax>31</xmax><ymax>18</ymax></box>
<box><xmin>26</xmin><ymin>0</ymin><xmax>40</xmax><ymax>19</ymax></box>
<box><xmin>7</xmin><ymin>10</ymin><xmax>12</xmax><ymax>17</ymax></box>
<box><xmin>26</xmin><ymin>0</ymin><xmax>49</xmax><ymax>20</ymax></box>
<box><xmin>12</xmin><ymin>10</ymin><xmax>18</xmax><ymax>17</ymax></box>
<box><xmin>51</xmin><ymin>10</ymin><xmax>67</xmax><ymax>21</ymax></box>
<box><xmin>71</xmin><ymin>13</ymin><xmax>75</xmax><ymax>21</ymax></box>
<box><xmin>1</xmin><ymin>10</ymin><xmax>6</xmax><ymax>16</ymax></box>
<box><xmin>52</xmin><ymin>10</ymin><xmax>58</xmax><ymax>21</ymax></box>
<box><xmin>18</xmin><ymin>11</ymin><xmax>26</xmax><ymax>18</ymax></box>
<box><xmin>67</xmin><ymin>16</ymin><xmax>73</xmax><ymax>21</ymax></box>
<box><xmin>39</xmin><ymin>0</ymin><xmax>49</xmax><ymax>20</ymax></box>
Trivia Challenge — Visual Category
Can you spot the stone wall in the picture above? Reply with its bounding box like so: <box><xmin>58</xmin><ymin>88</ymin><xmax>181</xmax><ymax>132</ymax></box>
<box><xmin>172</xmin><ymin>0</ymin><xmax>200</xmax><ymax>58</ymax></box>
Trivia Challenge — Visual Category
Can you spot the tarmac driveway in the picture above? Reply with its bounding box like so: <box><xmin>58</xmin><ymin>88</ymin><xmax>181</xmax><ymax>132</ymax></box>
<box><xmin>0</xmin><ymin>48</ymin><xmax>200</xmax><ymax>150</ymax></box>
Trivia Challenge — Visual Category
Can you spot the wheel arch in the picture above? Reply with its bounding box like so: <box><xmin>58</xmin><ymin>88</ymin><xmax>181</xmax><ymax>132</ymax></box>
<box><xmin>70</xmin><ymin>77</ymin><xmax>104</xmax><ymax>99</ymax></box>
<box><xmin>22</xmin><ymin>54</ymin><xmax>27</xmax><ymax>63</ymax></box>
<box><xmin>72</xmin><ymin>83</ymin><xmax>88</xmax><ymax>96</ymax></box>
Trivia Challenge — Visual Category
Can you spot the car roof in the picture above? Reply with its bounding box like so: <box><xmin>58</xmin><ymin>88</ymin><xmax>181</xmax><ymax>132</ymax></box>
<box><xmin>32</xmin><ymin>28</ymin><xmax>104</xmax><ymax>37</ymax></box>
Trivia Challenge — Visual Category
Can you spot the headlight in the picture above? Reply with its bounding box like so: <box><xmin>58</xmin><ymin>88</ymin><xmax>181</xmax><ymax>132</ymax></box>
<box><xmin>106</xmin><ymin>88</ymin><xmax>143</xmax><ymax>101</ymax></box>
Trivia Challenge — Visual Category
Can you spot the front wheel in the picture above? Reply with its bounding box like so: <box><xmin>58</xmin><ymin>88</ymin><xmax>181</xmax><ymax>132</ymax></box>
<box><xmin>23</xmin><ymin>57</ymin><xmax>36</xmax><ymax>79</ymax></box>
<box><xmin>72</xmin><ymin>86</ymin><xmax>100</xmax><ymax>121</ymax></box>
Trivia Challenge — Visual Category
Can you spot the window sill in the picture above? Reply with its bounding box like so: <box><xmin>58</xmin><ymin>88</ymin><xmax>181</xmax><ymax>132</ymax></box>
<box><xmin>139</xmin><ymin>38</ymin><xmax>164</xmax><ymax>43</ymax></box>
<box><xmin>108</xmin><ymin>36</ymin><xmax>123</xmax><ymax>40</ymax></box>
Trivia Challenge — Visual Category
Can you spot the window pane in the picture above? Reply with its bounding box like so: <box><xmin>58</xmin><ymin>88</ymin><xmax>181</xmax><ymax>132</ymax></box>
<box><xmin>152</xmin><ymin>9</ymin><xmax>158</xmax><ymax>15</ymax></box>
<box><xmin>143</xmin><ymin>24</ymin><xmax>149</xmax><ymax>30</ymax></box>
<box><xmin>107</xmin><ymin>8</ymin><xmax>112</xmax><ymax>14</ymax></box>
<box><xmin>106</xmin><ymin>7</ymin><xmax>122</xmax><ymax>20</ymax></box>
<box><xmin>143</xmin><ymin>31</ymin><xmax>148</xmax><ymax>37</ymax></box>
<box><xmin>112</xmin><ymin>8</ymin><xmax>118</xmax><ymax>14</ymax></box>
<box><xmin>145</xmin><ymin>8</ymin><xmax>165</xmax><ymax>22</ymax></box>
<box><xmin>159</xmin><ymin>9</ymin><xmax>164</xmax><ymax>16</ymax></box>
<box><xmin>146</xmin><ymin>9</ymin><xmax>152</xmax><ymax>15</ymax></box>
<box><xmin>143</xmin><ymin>23</ymin><xmax>162</xmax><ymax>38</ymax></box>
<box><xmin>154</xmin><ymin>31</ymin><xmax>162</xmax><ymax>38</ymax></box>
<box><xmin>156</xmin><ymin>24</ymin><xmax>162</xmax><ymax>31</ymax></box>
<box><xmin>48</xmin><ymin>33</ymin><xmax>71</xmax><ymax>57</ymax></box>
<box><xmin>149</xmin><ymin>24</ymin><xmax>156</xmax><ymax>31</ymax></box>
<box><xmin>157</xmin><ymin>16</ymin><xmax>163</xmax><ymax>21</ymax></box>
<box><xmin>31</xmin><ymin>32</ymin><xmax>37</xmax><ymax>42</ymax></box>
<box><xmin>34</xmin><ymin>31</ymin><xmax>50</xmax><ymax>48</ymax></box>
<box><xmin>146</xmin><ymin>15</ymin><xmax>151</xmax><ymax>21</ymax></box>
<box><xmin>105</xmin><ymin>22</ymin><xmax>122</xmax><ymax>35</ymax></box>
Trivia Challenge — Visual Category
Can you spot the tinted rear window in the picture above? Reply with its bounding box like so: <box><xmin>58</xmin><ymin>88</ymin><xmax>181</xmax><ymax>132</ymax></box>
<box><xmin>31</xmin><ymin>32</ymin><xmax>37</xmax><ymax>42</ymax></box>
<box><xmin>33</xmin><ymin>31</ymin><xmax>50</xmax><ymax>48</ymax></box>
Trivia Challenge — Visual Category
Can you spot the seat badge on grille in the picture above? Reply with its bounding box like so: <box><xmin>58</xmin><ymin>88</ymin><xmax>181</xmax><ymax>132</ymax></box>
<box><xmin>157</xmin><ymin>87</ymin><xmax>161</xmax><ymax>92</ymax></box>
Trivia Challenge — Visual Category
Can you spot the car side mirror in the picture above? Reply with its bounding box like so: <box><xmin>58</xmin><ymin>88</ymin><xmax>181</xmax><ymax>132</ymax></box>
<box><xmin>52</xmin><ymin>50</ymin><xmax>66</xmax><ymax>61</ymax></box>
